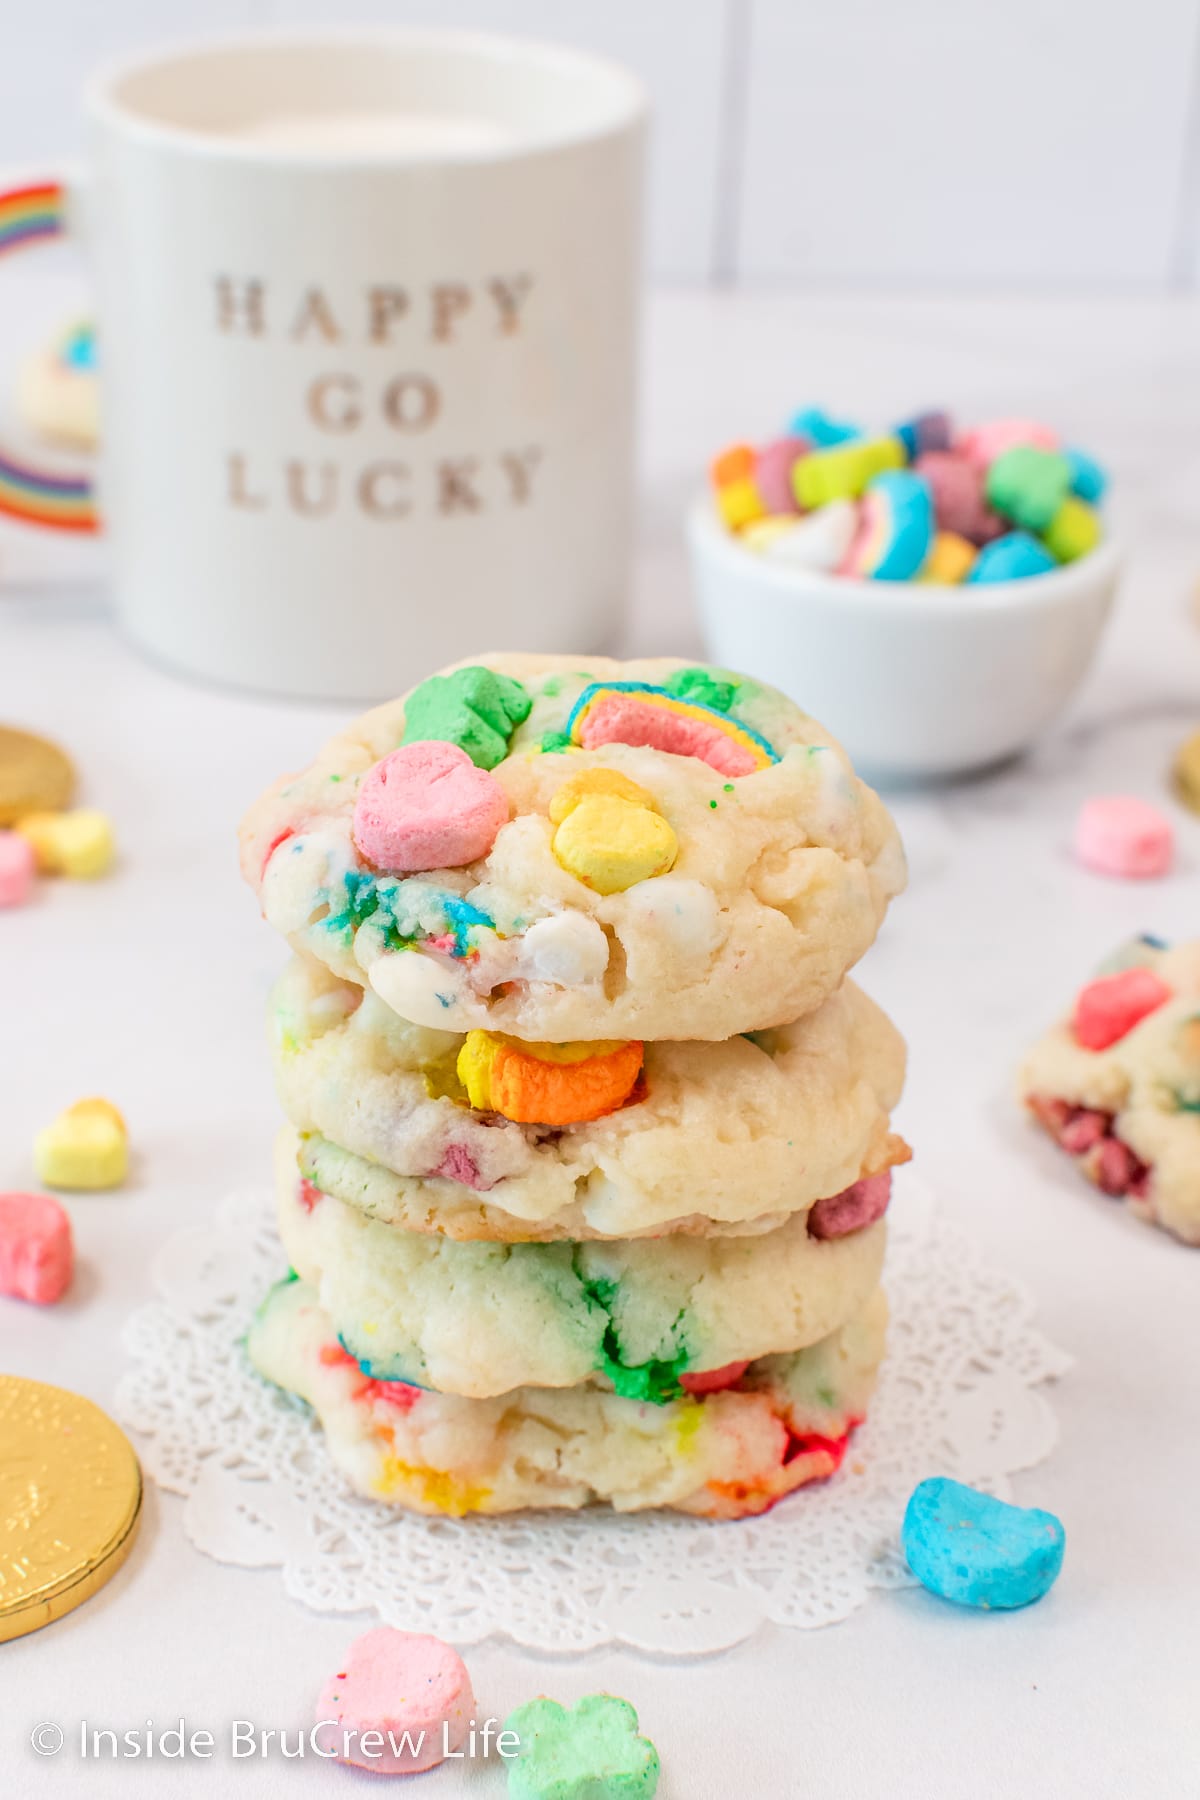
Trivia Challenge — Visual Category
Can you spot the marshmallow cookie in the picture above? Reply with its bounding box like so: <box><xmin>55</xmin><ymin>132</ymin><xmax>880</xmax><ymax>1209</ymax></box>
<box><xmin>276</xmin><ymin>1143</ymin><xmax>887</xmax><ymax>1399</ymax></box>
<box><xmin>239</xmin><ymin>656</ymin><xmax>905</xmax><ymax>1042</ymax></box>
<box><xmin>271</xmin><ymin>956</ymin><xmax>908</xmax><ymax>1239</ymax></box>
<box><xmin>248</xmin><ymin>1275</ymin><xmax>888</xmax><ymax>1518</ymax></box>
<box><xmin>17</xmin><ymin>321</ymin><xmax>99</xmax><ymax>450</ymax></box>
<box><xmin>1018</xmin><ymin>937</ymin><xmax>1200</xmax><ymax>1244</ymax></box>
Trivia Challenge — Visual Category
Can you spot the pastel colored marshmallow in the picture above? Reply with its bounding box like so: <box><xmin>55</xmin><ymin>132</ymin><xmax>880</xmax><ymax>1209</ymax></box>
<box><xmin>1042</xmin><ymin>496</ymin><xmax>1101</xmax><ymax>564</ymax></box>
<box><xmin>16</xmin><ymin>808</ymin><xmax>114</xmax><ymax>877</ymax></box>
<box><xmin>902</xmin><ymin>1477</ymin><xmax>1065</xmax><ymax>1611</ymax></box>
<box><xmin>1074</xmin><ymin>794</ymin><xmax>1174</xmax><ymax>879</ymax></box>
<box><xmin>792</xmin><ymin>436</ymin><xmax>906</xmax><ymax>509</ymax></box>
<box><xmin>710</xmin><ymin>444</ymin><xmax>765</xmax><ymax>530</ymax></box>
<box><xmin>985</xmin><ymin>445</ymin><xmax>1072</xmax><ymax>533</ymax></box>
<box><xmin>505</xmin><ymin>1695</ymin><xmax>660</xmax><ymax>1800</ymax></box>
<box><xmin>548</xmin><ymin>767</ymin><xmax>658</xmax><ymax>826</ymax></box>
<box><xmin>314</xmin><ymin>1627</ymin><xmax>475</xmax><ymax>1775</ymax></box>
<box><xmin>552</xmin><ymin>792</ymin><xmax>677</xmax><ymax>895</ymax></box>
<box><xmin>788</xmin><ymin>407</ymin><xmax>861</xmax><ymax>447</ymax></box>
<box><xmin>458</xmin><ymin>1031</ymin><xmax>644</xmax><ymax>1125</ymax></box>
<box><xmin>34</xmin><ymin>1097</ymin><xmax>128</xmax><ymax>1191</ymax></box>
<box><xmin>0</xmin><ymin>829</ymin><xmax>35</xmax><ymax>905</ymax></box>
<box><xmin>958</xmin><ymin>418</ymin><xmax>1060</xmax><ymax>467</ymax></box>
<box><xmin>917</xmin><ymin>531</ymin><xmax>976</xmax><ymax>584</ymax></box>
<box><xmin>894</xmin><ymin>409</ymin><xmax>953</xmax><ymax>461</ymax></box>
<box><xmin>839</xmin><ymin>470</ymin><xmax>933</xmax><ymax>580</ymax></box>
<box><xmin>574</xmin><ymin>692</ymin><xmax>763</xmax><ymax>777</ymax></box>
<box><xmin>1073</xmin><ymin>968</ymin><xmax>1172</xmax><ymax>1051</ymax></box>
<box><xmin>808</xmin><ymin>1170</ymin><xmax>893</xmax><ymax>1239</ymax></box>
<box><xmin>513</xmin><ymin>912</ymin><xmax>610</xmax><ymax>986</ymax></box>
<box><xmin>710</xmin><ymin>442</ymin><xmax>755</xmax><ymax>487</ymax></box>
<box><xmin>1064</xmin><ymin>445</ymin><xmax>1108</xmax><ymax>505</ymax></box>
<box><xmin>753</xmin><ymin>436</ymin><xmax>808</xmax><ymax>514</ymax></box>
<box><xmin>714</xmin><ymin>476</ymin><xmax>766</xmax><ymax>532</ymax></box>
<box><xmin>400</xmin><ymin>666</ymin><xmax>531</xmax><ymax>770</ymax></box>
<box><xmin>750</xmin><ymin>499</ymin><xmax>858</xmax><ymax>571</ymax></box>
<box><xmin>965</xmin><ymin>532</ymin><xmax>1057</xmax><ymax>584</ymax></box>
<box><xmin>0</xmin><ymin>1191</ymin><xmax>73</xmax><ymax>1304</ymax></box>
<box><xmin>914</xmin><ymin>451</ymin><xmax>1005</xmax><ymax>545</ymax></box>
<box><xmin>353</xmin><ymin>741</ymin><xmax>508</xmax><ymax>874</ymax></box>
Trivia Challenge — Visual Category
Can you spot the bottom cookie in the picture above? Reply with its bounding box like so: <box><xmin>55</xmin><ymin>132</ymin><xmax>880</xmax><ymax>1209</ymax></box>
<box><xmin>248</xmin><ymin>1277</ymin><xmax>887</xmax><ymax>1519</ymax></box>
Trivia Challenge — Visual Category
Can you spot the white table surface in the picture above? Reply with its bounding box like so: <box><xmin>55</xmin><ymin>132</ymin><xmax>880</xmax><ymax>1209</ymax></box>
<box><xmin>3</xmin><ymin>284</ymin><xmax>1200</xmax><ymax>1798</ymax></box>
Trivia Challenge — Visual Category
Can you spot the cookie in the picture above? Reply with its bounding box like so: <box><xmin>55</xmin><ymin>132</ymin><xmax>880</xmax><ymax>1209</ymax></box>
<box><xmin>1018</xmin><ymin>936</ymin><xmax>1200</xmax><ymax>1244</ymax></box>
<box><xmin>248</xmin><ymin>1276</ymin><xmax>887</xmax><ymax>1518</ymax></box>
<box><xmin>240</xmin><ymin>655</ymin><xmax>905</xmax><ymax>1042</ymax></box>
<box><xmin>276</xmin><ymin>1146</ymin><xmax>887</xmax><ymax>1400</ymax></box>
<box><xmin>270</xmin><ymin>958</ymin><xmax>907</xmax><ymax>1239</ymax></box>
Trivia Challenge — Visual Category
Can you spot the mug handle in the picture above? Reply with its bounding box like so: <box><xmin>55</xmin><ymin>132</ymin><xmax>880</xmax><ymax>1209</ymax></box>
<box><xmin>0</xmin><ymin>176</ymin><xmax>98</xmax><ymax>533</ymax></box>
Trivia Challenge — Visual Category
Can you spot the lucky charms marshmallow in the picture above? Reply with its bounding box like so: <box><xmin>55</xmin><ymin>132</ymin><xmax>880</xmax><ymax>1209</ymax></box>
<box><xmin>240</xmin><ymin>654</ymin><xmax>906</xmax><ymax>1042</ymax></box>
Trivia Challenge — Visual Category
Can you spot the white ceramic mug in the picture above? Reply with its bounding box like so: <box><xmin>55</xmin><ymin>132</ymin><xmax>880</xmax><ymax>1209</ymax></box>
<box><xmin>0</xmin><ymin>31</ymin><xmax>645</xmax><ymax>697</ymax></box>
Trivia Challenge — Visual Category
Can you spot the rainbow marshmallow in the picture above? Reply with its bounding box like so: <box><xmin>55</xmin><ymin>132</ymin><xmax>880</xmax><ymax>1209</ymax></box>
<box><xmin>564</xmin><ymin>682</ymin><xmax>778</xmax><ymax>777</ymax></box>
<box><xmin>841</xmin><ymin>471</ymin><xmax>934</xmax><ymax>581</ymax></box>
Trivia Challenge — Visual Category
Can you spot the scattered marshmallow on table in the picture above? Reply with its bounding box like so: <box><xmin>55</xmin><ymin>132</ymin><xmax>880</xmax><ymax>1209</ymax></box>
<box><xmin>1074</xmin><ymin>795</ymin><xmax>1174</xmax><ymax>879</ymax></box>
<box><xmin>35</xmin><ymin>1098</ymin><xmax>128</xmax><ymax>1191</ymax></box>
<box><xmin>0</xmin><ymin>1191</ymin><xmax>74</xmax><ymax>1304</ymax></box>
<box><xmin>504</xmin><ymin>1694</ymin><xmax>660</xmax><ymax>1800</ymax></box>
<box><xmin>709</xmin><ymin>408</ymin><xmax>1107</xmax><ymax>585</ymax></box>
<box><xmin>314</xmin><ymin>1627</ymin><xmax>475</xmax><ymax>1775</ymax></box>
<box><xmin>16</xmin><ymin>807</ymin><xmax>115</xmax><ymax>878</ymax></box>
<box><xmin>902</xmin><ymin>1477</ymin><xmax>1066</xmax><ymax>1611</ymax></box>
<box><xmin>0</xmin><ymin>830</ymin><xmax>35</xmax><ymax>906</ymax></box>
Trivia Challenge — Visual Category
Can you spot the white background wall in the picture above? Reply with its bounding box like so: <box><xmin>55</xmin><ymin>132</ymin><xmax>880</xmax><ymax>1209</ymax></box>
<box><xmin>2</xmin><ymin>0</ymin><xmax>1199</xmax><ymax>287</ymax></box>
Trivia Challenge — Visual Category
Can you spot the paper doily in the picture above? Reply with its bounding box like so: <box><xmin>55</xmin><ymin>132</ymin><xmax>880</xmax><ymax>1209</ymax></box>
<box><xmin>115</xmin><ymin>1171</ymin><xmax>1069</xmax><ymax>1654</ymax></box>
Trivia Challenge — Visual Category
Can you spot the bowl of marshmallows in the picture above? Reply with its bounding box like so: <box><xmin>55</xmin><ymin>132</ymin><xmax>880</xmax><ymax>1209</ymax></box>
<box><xmin>688</xmin><ymin>407</ymin><xmax>1120</xmax><ymax>780</ymax></box>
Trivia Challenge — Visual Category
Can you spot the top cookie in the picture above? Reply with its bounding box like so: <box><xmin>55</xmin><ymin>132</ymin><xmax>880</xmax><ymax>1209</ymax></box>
<box><xmin>240</xmin><ymin>654</ymin><xmax>905</xmax><ymax>1041</ymax></box>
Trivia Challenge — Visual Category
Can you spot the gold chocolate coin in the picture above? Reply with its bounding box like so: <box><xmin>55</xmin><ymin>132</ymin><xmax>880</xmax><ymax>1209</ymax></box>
<box><xmin>0</xmin><ymin>1374</ymin><xmax>142</xmax><ymax>1642</ymax></box>
<box><xmin>1172</xmin><ymin>728</ymin><xmax>1200</xmax><ymax>816</ymax></box>
<box><xmin>0</xmin><ymin>724</ymin><xmax>75</xmax><ymax>825</ymax></box>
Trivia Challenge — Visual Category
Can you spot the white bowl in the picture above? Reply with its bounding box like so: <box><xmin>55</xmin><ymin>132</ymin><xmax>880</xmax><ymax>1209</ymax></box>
<box><xmin>688</xmin><ymin>498</ymin><xmax>1120</xmax><ymax>782</ymax></box>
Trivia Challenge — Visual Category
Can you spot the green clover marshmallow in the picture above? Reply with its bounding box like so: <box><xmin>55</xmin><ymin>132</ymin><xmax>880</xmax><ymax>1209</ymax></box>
<box><xmin>505</xmin><ymin>1694</ymin><xmax>660</xmax><ymax>1800</ymax></box>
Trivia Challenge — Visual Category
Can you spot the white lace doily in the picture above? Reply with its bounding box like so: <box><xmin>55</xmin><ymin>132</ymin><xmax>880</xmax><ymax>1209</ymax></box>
<box><xmin>115</xmin><ymin>1170</ymin><xmax>1069</xmax><ymax>1655</ymax></box>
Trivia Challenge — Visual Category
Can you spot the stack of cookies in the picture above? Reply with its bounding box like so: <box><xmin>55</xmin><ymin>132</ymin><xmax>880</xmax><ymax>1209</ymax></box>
<box><xmin>239</xmin><ymin>655</ymin><xmax>907</xmax><ymax>1518</ymax></box>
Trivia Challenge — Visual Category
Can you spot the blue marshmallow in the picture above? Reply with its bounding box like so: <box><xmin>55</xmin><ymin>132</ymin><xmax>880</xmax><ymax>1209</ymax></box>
<box><xmin>902</xmin><ymin>1477</ymin><xmax>1065</xmax><ymax>1610</ymax></box>
<box><xmin>965</xmin><ymin>532</ymin><xmax>1057</xmax><ymax>584</ymax></box>
<box><xmin>1064</xmin><ymin>446</ymin><xmax>1108</xmax><ymax>505</ymax></box>
<box><xmin>861</xmin><ymin>469</ymin><xmax>934</xmax><ymax>581</ymax></box>
<box><xmin>789</xmin><ymin>407</ymin><xmax>861</xmax><ymax>448</ymax></box>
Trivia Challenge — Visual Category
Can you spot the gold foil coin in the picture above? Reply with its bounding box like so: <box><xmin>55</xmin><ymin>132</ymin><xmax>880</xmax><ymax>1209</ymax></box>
<box><xmin>0</xmin><ymin>724</ymin><xmax>75</xmax><ymax>825</ymax></box>
<box><xmin>1172</xmin><ymin>728</ymin><xmax>1200</xmax><ymax>816</ymax></box>
<box><xmin>0</xmin><ymin>1374</ymin><xmax>142</xmax><ymax>1643</ymax></box>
